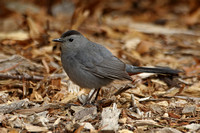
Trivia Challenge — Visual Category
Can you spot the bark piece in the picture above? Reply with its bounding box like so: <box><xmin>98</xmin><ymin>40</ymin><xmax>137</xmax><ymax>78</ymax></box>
<box><xmin>182</xmin><ymin>105</ymin><xmax>196</xmax><ymax>115</ymax></box>
<box><xmin>101</xmin><ymin>103</ymin><xmax>121</xmax><ymax>131</ymax></box>
<box><xmin>0</xmin><ymin>99</ymin><xmax>30</xmax><ymax>113</ymax></box>
<box><xmin>72</xmin><ymin>106</ymin><xmax>97</xmax><ymax>121</ymax></box>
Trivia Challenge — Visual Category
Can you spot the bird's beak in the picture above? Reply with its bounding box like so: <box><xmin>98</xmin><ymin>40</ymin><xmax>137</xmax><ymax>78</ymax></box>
<box><xmin>52</xmin><ymin>38</ymin><xmax>63</xmax><ymax>42</ymax></box>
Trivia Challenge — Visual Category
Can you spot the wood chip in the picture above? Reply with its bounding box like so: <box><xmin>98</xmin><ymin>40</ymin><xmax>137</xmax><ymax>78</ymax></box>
<box><xmin>0</xmin><ymin>99</ymin><xmax>30</xmax><ymax>113</ymax></box>
<box><xmin>101</xmin><ymin>103</ymin><xmax>121</xmax><ymax>131</ymax></box>
<box><xmin>25</xmin><ymin>124</ymin><xmax>48</xmax><ymax>132</ymax></box>
<box><xmin>184</xmin><ymin>123</ymin><xmax>200</xmax><ymax>132</ymax></box>
<box><xmin>150</xmin><ymin>104</ymin><xmax>165</xmax><ymax>115</ymax></box>
<box><xmin>72</xmin><ymin>106</ymin><xmax>97</xmax><ymax>121</ymax></box>
<box><xmin>182</xmin><ymin>105</ymin><xmax>196</xmax><ymax>115</ymax></box>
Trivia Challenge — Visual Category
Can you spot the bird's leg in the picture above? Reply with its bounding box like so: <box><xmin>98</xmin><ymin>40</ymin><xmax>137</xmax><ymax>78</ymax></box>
<box><xmin>94</xmin><ymin>88</ymin><xmax>101</xmax><ymax>101</ymax></box>
<box><xmin>87</xmin><ymin>89</ymin><xmax>98</xmax><ymax>103</ymax></box>
<box><xmin>86</xmin><ymin>88</ymin><xmax>101</xmax><ymax>104</ymax></box>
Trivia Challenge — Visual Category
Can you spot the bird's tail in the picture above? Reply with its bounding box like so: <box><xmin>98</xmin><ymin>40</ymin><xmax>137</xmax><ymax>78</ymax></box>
<box><xmin>125</xmin><ymin>64</ymin><xmax>181</xmax><ymax>75</ymax></box>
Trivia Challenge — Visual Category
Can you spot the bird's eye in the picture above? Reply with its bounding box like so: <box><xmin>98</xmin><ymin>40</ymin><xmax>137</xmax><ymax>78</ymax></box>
<box><xmin>69</xmin><ymin>38</ymin><xmax>73</xmax><ymax>42</ymax></box>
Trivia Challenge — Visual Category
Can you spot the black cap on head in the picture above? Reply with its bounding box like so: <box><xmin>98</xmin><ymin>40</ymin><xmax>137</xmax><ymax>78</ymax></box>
<box><xmin>61</xmin><ymin>30</ymin><xmax>81</xmax><ymax>38</ymax></box>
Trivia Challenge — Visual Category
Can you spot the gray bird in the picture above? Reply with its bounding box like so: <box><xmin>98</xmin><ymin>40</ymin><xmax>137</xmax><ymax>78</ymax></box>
<box><xmin>53</xmin><ymin>30</ymin><xmax>180</xmax><ymax>102</ymax></box>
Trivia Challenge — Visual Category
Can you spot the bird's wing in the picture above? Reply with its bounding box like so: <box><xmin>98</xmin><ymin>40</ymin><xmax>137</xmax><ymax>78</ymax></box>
<box><xmin>74</xmin><ymin>42</ymin><xmax>131</xmax><ymax>80</ymax></box>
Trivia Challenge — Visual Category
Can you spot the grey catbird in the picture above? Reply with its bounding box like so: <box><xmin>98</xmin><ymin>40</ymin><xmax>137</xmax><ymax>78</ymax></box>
<box><xmin>53</xmin><ymin>30</ymin><xmax>180</xmax><ymax>101</ymax></box>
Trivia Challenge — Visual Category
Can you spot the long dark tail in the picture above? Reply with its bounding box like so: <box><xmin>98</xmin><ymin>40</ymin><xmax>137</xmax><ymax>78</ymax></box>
<box><xmin>125</xmin><ymin>64</ymin><xmax>181</xmax><ymax>75</ymax></box>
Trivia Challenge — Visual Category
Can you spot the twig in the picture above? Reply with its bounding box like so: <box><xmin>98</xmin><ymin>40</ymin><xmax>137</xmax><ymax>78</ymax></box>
<box><xmin>0</xmin><ymin>73</ymin><xmax>44</xmax><ymax>81</ymax></box>
<box><xmin>0</xmin><ymin>62</ymin><xmax>22</xmax><ymax>73</ymax></box>
<box><xmin>0</xmin><ymin>73</ymin><xmax>66</xmax><ymax>81</ymax></box>
<box><xmin>114</xmin><ymin>85</ymin><xmax>133</xmax><ymax>96</ymax></box>
<box><xmin>0</xmin><ymin>98</ymin><xmax>30</xmax><ymax>114</ymax></box>
<box><xmin>15</xmin><ymin>103</ymin><xmax>61</xmax><ymax>115</ymax></box>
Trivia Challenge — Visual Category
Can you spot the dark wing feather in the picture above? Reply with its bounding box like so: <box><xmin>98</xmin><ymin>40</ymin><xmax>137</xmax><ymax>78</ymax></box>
<box><xmin>75</xmin><ymin>42</ymin><xmax>131</xmax><ymax>81</ymax></box>
<box><xmin>84</xmin><ymin>56</ymin><xmax>132</xmax><ymax>80</ymax></box>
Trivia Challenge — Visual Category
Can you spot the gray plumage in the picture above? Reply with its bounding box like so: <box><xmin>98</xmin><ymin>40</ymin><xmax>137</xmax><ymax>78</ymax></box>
<box><xmin>52</xmin><ymin>30</ymin><xmax>180</xmax><ymax>89</ymax></box>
